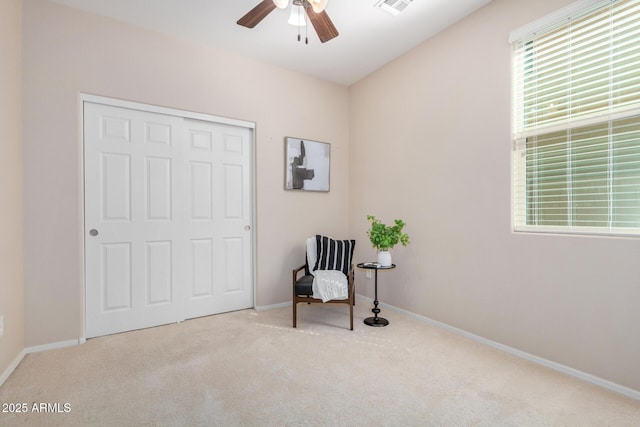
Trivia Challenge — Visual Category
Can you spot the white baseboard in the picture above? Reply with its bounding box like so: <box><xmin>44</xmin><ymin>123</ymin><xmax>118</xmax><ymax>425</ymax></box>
<box><xmin>0</xmin><ymin>349</ymin><xmax>25</xmax><ymax>388</ymax></box>
<box><xmin>255</xmin><ymin>301</ymin><xmax>291</xmax><ymax>311</ymax></box>
<box><xmin>25</xmin><ymin>339</ymin><xmax>83</xmax><ymax>354</ymax></box>
<box><xmin>356</xmin><ymin>294</ymin><xmax>640</xmax><ymax>401</ymax></box>
<box><xmin>1</xmin><ymin>338</ymin><xmax>86</xmax><ymax>387</ymax></box>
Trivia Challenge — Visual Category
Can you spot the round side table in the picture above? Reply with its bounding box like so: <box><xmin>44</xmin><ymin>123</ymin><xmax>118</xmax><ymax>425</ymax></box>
<box><xmin>356</xmin><ymin>262</ymin><xmax>396</xmax><ymax>326</ymax></box>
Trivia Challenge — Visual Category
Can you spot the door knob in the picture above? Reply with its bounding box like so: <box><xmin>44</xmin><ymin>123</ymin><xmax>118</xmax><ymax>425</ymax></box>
<box><xmin>244</xmin><ymin>225</ymin><xmax>251</xmax><ymax>231</ymax></box>
<box><xmin>89</xmin><ymin>229</ymin><xmax>99</xmax><ymax>236</ymax></box>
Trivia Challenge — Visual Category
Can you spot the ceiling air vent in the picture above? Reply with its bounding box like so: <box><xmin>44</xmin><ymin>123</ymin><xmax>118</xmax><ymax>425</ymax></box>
<box><xmin>375</xmin><ymin>0</ymin><xmax>413</xmax><ymax>16</ymax></box>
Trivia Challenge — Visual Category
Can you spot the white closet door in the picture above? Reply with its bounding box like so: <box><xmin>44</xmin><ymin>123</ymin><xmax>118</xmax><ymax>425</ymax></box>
<box><xmin>84</xmin><ymin>102</ymin><xmax>253</xmax><ymax>338</ymax></box>
<box><xmin>184</xmin><ymin>119</ymin><xmax>254</xmax><ymax>319</ymax></box>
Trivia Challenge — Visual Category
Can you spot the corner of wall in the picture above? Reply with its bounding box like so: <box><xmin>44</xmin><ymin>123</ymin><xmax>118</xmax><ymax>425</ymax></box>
<box><xmin>0</xmin><ymin>0</ymin><xmax>25</xmax><ymax>383</ymax></box>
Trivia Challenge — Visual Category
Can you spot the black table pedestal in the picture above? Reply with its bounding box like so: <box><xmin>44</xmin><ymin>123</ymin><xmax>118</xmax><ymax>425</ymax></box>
<box><xmin>357</xmin><ymin>263</ymin><xmax>395</xmax><ymax>327</ymax></box>
<box><xmin>364</xmin><ymin>316</ymin><xmax>389</xmax><ymax>327</ymax></box>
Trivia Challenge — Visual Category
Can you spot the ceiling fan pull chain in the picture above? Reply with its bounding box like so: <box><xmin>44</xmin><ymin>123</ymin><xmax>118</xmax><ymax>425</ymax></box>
<box><xmin>297</xmin><ymin>6</ymin><xmax>301</xmax><ymax>42</ymax></box>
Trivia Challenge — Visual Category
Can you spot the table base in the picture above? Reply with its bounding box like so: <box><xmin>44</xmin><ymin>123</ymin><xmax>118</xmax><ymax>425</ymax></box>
<box><xmin>364</xmin><ymin>317</ymin><xmax>389</xmax><ymax>327</ymax></box>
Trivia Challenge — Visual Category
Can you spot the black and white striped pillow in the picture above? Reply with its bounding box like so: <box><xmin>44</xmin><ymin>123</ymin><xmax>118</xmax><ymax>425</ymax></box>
<box><xmin>313</xmin><ymin>235</ymin><xmax>355</xmax><ymax>276</ymax></box>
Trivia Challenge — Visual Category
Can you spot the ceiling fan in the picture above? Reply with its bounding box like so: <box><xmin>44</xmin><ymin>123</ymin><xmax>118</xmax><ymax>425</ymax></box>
<box><xmin>237</xmin><ymin>0</ymin><xmax>339</xmax><ymax>43</ymax></box>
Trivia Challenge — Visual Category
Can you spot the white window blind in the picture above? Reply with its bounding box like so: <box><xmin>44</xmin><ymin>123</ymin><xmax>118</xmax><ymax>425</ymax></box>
<box><xmin>512</xmin><ymin>0</ymin><xmax>640</xmax><ymax>235</ymax></box>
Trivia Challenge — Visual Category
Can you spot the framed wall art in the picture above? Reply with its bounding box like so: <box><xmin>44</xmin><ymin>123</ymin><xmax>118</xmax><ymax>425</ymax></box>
<box><xmin>285</xmin><ymin>137</ymin><xmax>330</xmax><ymax>192</ymax></box>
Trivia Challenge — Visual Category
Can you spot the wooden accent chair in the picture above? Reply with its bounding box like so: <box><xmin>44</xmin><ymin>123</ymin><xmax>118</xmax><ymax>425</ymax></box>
<box><xmin>292</xmin><ymin>236</ymin><xmax>355</xmax><ymax>330</ymax></box>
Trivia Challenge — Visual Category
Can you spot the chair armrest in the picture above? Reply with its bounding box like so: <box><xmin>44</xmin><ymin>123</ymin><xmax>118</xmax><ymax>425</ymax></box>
<box><xmin>292</xmin><ymin>264</ymin><xmax>306</xmax><ymax>285</ymax></box>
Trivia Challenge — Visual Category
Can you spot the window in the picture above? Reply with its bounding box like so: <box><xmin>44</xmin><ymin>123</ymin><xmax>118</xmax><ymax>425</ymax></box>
<box><xmin>511</xmin><ymin>0</ymin><xmax>640</xmax><ymax>235</ymax></box>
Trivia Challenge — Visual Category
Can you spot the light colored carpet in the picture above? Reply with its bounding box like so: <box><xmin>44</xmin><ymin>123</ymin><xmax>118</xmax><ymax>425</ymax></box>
<box><xmin>1</xmin><ymin>299</ymin><xmax>639</xmax><ymax>426</ymax></box>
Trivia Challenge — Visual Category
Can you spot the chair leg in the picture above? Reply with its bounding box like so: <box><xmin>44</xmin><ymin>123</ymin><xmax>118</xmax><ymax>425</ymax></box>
<box><xmin>293</xmin><ymin>299</ymin><xmax>297</xmax><ymax>328</ymax></box>
<box><xmin>350</xmin><ymin>287</ymin><xmax>355</xmax><ymax>330</ymax></box>
<box><xmin>349</xmin><ymin>269</ymin><xmax>354</xmax><ymax>330</ymax></box>
<box><xmin>349</xmin><ymin>300</ymin><xmax>354</xmax><ymax>331</ymax></box>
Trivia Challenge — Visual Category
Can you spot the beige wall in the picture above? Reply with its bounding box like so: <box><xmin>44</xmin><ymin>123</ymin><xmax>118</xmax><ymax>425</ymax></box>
<box><xmin>350</xmin><ymin>0</ymin><xmax>640</xmax><ymax>392</ymax></box>
<box><xmin>0</xmin><ymin>0</ymin><xmax>24</xmax><ymax>377</ymax></box>
<box><xmin>22</xmin><ymin>0</ymin><xmax>350</xmax><ymax>347</ymax></box>
<box><xmin>17</xmin><ymin>0</ymin><xmax>640</xmax><ymax>395</ymax></box>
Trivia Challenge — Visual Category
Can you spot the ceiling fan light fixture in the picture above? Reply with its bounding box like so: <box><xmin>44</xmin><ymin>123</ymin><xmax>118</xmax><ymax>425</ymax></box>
<box><xmin>238</xmin><ymin>0</ymin><xmax>338</xmax><ymax>44</ymax></box>
<box><xmin>273</xmin><ymin>0</ymin><xmax>290</xmax><ymax>9</ymax></box>
<box><xmin>309</xmin><ymin>0</ymin><xmax>328</xmax><ymax>13</ymax></box>
<box><xmin>288</xmin><ymin>6</ymin><xmax>306</xmax><ymax>26</ymax></box>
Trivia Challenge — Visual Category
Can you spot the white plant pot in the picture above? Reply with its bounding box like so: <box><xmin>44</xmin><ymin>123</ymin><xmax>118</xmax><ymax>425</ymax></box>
<box><xmin>377</xmin><ymin>250</ymin><xmax>392</xmax><ymax>267</ymax></box>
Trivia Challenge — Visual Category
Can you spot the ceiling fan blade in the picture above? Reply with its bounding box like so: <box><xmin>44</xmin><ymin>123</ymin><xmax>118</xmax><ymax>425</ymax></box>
<box><xmin>237</xmin><ymin>0</ymin><xmax>278</xmax><ymax>28</ymax></box>
<box><xmin>305</xmin><ymin>8</ymin><xmax>339</xmax><ymax>43</ymax></box>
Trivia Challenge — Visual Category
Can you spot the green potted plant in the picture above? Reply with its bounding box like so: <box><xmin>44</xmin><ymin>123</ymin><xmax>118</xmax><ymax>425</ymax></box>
<box><xmin>366</xmin><ymin>215</ymin><xmax>409</xmax><ymax>266</ymax></box>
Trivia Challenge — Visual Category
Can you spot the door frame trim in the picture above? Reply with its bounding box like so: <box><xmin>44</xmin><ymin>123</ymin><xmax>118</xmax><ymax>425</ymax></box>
<box><xmin>81</xmin><ymin>94</ymin><xmax>256</xmax><ymax>129</ymax></box>
<box><xmin>78</xmin><ymin>93</ymin><xmax>257</xmax><ymax>340</ymax></box>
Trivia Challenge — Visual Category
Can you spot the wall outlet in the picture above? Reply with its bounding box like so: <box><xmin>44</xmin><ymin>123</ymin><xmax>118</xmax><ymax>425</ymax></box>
<box><xmin>366</xmin><ymin>271</ymin><xmax>372</xmax><ymax>279</ymax></box>
<box><xmin>0</xmin><ymin>315</ymin><xmax>4</xmax><ymax>337</ymax></box>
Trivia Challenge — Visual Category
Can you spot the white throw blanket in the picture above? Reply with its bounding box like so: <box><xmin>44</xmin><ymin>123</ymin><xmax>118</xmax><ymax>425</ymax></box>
<box><xmin>312</xmin><ymin>270</ymin><xmax>349</xmax><ymax>303</ymax></box>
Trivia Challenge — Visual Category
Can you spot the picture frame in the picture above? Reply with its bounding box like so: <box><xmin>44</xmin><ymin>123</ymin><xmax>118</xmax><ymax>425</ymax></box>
<box><xmin>285</xmin><ymin>137</ymin><xmax>330</xmax><ymax>192</ymax></box>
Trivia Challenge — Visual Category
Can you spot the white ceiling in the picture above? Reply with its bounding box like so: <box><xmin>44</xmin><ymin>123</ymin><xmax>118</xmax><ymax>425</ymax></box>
<box><xmin>49</xmin><ymin>0</ymin><xmax>492</xmax><ymax>86</ymax></box>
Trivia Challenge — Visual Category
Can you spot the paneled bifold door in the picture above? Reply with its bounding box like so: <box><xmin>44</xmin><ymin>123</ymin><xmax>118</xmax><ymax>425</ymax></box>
<box><xmin>84</xmin><ymin>102</ymin><xmax>253</xmax><ymax>338</ymax></box>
